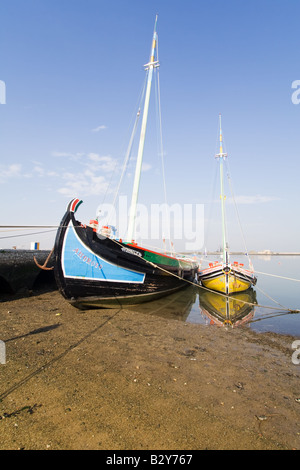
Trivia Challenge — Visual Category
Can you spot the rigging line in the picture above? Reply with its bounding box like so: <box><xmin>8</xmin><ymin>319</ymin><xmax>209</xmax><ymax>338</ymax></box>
<box><xmin>0</xmin><ymin>225</ymin><xmax>58</xmax><ymax>229</ymax></box>
<box><xmin>225</xmin><ymin>159</ymin><xmax>252</xmax><ymax>262</ymax></box>
<box><xmin>0</xmin><ymin>225</ymin><xmax>90</xmax><ymax>230</ymax></box>
<box><xmin>99</xmin><ymin>74</ymin><xmax>148</xmax><ymax>223</ymax></box>
<box><xmin>109</xmin><ymin>108</ymin><xmax>141</xmax><ymax>221</ymax></box>
<box><xmin>110</xmin><ymin>75</ymin><xmax>148</xmax><ymax>214</ymax></box>
<box><xmin>101</xmin><ymin>162</ymin><xmax>118</xmax><ymax>205</ymax></box>
<box><xmin>201</xmin><ymin>161</ymin><xmax>219</xmax><ymax>261</ymax></box>
<box><xmin>253</xmin><ymin>270</ymin><xmax>300</xmax><ymax>283</ymax></box>
<box><xmin>108</xmin><ymin>236</ymin><xmax>297</xmax><ymax>313</ymax></box>
<box><xmin>223</xmin><ymin>180</ymin><xmax>229</xmax><ymax>253</ymax></box>
<box><xmin>255</xmin><ymin>284</ymin><xmax>295</xmax><ymax>311</ymax></box>
<box><xmin>219</xmin><ymin>122</ymin><xmax>252</xmax><ymax>269</ymax></box>
<box><xmin>203</xmin><ymin>123</ymin><xmax>224</xmax><ymax>252</ymax></box>
<box><xmin>0</xmin><ymin>224</ymin><xmax>122</xmax><ymax>240</ymax></box>
<box><xmin>249</xmin><ymin>310</ymin><xmax>300</xmax><ymax>324</ymax></box>
<box><xmin>0</xmin><ymin>229</ymin><xmax>57</xmax><ymax>240</ymax></box>
<box><xmin>155</xmin><ymin>43</ymin><xmax>173</xmax><ymax>255</ymax></box>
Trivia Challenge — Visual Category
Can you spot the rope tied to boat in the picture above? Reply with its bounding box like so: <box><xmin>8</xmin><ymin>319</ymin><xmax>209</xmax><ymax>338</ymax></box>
<box><xmin>108</xmin><ymin>237</ymin><xmax>300</xmax><ymax>314</ymax></box>
<box><xmin>16</xmin><ymin>224</ymin><xmax>299</xmax><ymax>315</ymax></box>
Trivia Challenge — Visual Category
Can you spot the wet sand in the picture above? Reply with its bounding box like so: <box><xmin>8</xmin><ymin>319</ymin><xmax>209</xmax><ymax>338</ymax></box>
<box><xmin>0</xmin><ymin>290</ymin><xmax>300</xmax><ymax>450</ymax></box>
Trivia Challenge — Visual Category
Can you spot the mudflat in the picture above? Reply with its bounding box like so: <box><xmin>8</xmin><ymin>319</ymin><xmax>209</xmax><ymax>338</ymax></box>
<box><xmin>0</xmin><ymin>290</ymin><xmax>299</xmax><ymax>450</ymax></box>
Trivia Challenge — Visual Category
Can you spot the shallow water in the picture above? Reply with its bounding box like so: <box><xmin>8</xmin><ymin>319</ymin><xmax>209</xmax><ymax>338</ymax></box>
<box><xmin>128</xmin><ymin>255</ymin><xmax>300</xmax><ymax>337</ymax></box>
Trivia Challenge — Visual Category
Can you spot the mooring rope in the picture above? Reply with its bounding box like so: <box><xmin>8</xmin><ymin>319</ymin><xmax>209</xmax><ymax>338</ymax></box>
<box><xmin>0</xmin><ymin>229</ymin><xmax>57</xmax><ymax>239</ymax></box>
<box><xmin>1</xmin><ymin>225</ymin><xmax>299</xmax><ymax>314</ymax></box>
<box><xmin>253</xmin><ymin>270</ymin><xmax>300</xmax><ymax>283</ymax></box>
<box><xmin>109</xmin><ymin>238</ymin><xmax>300</xmax><ymax>314</ymax></box>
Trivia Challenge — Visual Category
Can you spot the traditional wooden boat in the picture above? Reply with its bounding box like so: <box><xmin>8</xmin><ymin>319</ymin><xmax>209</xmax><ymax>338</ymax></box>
<box><xmin>54</xmin><ymin>18</ymin><xmax>198</xmax><ymax>309</ymax></box>
<box><xmin>198</xmin><ymin>260</ymin><xmax>256</xmax><ymax>294</ymax></box>
<box><xmin>198</xmin><ymin>115</ymin><xmax>257</xmax><ymax>294</ymax></box>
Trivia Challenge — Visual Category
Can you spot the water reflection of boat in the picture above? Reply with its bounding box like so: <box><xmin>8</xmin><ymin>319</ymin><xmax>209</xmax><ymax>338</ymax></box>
<box><xmin>126</xmin><ymin>286</ymin><xmax>198</xmax><ymax>322</ymax></box>
<box><xmin>198</xmin><ymin>287</ymin><xmax>257</xmax><ymax>328</ymax></box>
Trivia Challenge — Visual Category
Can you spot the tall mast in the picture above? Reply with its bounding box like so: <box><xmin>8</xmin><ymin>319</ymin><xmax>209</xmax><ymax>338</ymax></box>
<box><xmin>215</xmin><ymin>114</ymin><xmax>228</xmax><ymax>265</ymax></box>
<box><xmin>127</xmin><ymin>15</ymin><xmax>159</xmax><ymax>242</ymax></box>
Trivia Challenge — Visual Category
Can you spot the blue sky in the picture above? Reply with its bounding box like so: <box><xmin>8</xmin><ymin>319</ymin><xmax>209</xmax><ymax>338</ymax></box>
<box><xmin>0</xmin><ymin>0</ymin><xmax>299</xmax><ymax>252</ymax></box>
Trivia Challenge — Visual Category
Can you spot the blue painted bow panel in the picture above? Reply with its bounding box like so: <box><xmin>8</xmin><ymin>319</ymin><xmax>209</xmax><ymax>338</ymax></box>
<box><xmin>62</xmin><ymin>223</ymin><xmax>145</xmax><ymax>284</ymax></box>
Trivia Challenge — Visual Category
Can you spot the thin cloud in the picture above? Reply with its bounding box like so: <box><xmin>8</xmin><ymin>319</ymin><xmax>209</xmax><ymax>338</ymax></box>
<box><xmin>52</xmin><ymin>151</ymin><xmax>85</xmax><ymax>161</ymax></box>
<box><xmin>87</xmin><ymin>153</ymin><xmax>116</xmax><ymax>173</ymax></box>
<box><xmin>91</xmin><ymin>125</ymin><xmax>107</xmax><ymax>132</ymax></box>
<box><xmin>0</xmin><ymin>164</ymin><xmax>23</xmax><ymax>183</ymax></box>
<box><xmin>0</xmin><ymin>152</ymin><xmax>117</xmax><ymax>198</ymax></box>
<box><xmin>55</xmin><ymin>152</ymin><xmax>117</xmax><ymax>197</ymax></box>
<box><xmin>142</xmin><ymin>162</ymin><xmax>152</xmax><ymax>172</ymax></box>
<box><xmin>58</xmin><ymin>171</ymin><xmax>109</xmax><ymax>197</ymax></box>
<box><xmin>33</xmin><ymin>166</ymin><xmax>45</xmax><ymax>177</ymax></box>
<box><xmin>0</xmin><ymin>163</ymin><xmax>59</xmax><ymax>182</ymax></box>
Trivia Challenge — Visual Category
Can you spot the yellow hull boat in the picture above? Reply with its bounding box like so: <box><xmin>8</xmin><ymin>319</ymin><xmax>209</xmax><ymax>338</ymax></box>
<box><xmin>199</xmin><ymin>263</ymin><xmax>256</xmax><ymax>294</ymax></box>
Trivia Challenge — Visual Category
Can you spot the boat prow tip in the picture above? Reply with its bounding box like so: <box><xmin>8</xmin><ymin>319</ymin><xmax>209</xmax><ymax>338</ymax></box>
<box><xmin>67</xmin><ymin>198</ymin><xmax>83</xmax><ymax>213</ymax></box>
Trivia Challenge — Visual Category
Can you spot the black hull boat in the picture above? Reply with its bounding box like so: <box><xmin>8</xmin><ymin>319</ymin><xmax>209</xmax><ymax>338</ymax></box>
<box><xmin>53</xmin><ymin>18</ymin><xmax>198</xmax><ymax>308</ymax></box>
<box><xmin>54</xmin><ymin>199</ymin><xmax>198</xmax><ymax>309</ymax></box>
